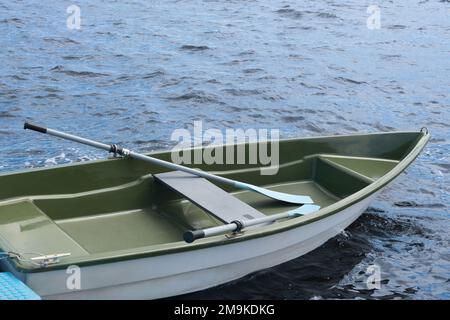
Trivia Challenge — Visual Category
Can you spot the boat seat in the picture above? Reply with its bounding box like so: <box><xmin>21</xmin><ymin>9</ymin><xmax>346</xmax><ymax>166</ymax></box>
<box><xmin>154</xmin><ymin>171</ymin><xmax>266</xmax><ymax>223</ymax></box>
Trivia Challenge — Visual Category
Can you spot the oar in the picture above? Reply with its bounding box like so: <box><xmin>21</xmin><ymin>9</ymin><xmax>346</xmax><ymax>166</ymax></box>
<box><xmin>24</xmin><ymin>122</ymin><xmax>313</xmax><ymax>204</ymax></box>
<box><xmin>184</xmin><ymin>204</ymin><xmax>320</xmax><ymax>243</ymax></box>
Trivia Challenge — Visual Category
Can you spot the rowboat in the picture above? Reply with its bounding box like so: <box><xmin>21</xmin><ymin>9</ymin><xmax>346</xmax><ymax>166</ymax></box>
<box><xmin>0</xmin><ymin>128</ymin><xmax>429</xmax><ymax>299</ymax></box>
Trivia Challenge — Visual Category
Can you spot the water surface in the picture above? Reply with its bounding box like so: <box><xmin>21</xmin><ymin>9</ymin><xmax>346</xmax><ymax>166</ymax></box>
<box><xmin>0</xmin><ymin>0</ymin><xmax>449</xmax><ymax>299</ymax></box>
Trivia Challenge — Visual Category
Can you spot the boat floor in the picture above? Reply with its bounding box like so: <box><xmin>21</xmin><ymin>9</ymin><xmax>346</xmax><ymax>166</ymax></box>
<box><xmin>54</xmin><ymin>180</ymin><xmax>336</xmax><ymax>254</ymax></box>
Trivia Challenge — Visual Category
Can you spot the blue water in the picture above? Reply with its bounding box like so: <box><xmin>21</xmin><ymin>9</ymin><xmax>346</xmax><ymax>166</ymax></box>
<box><xmin>1</xmin><ymin>0</ymin><xmax>449</xmax><ymax>299</ymax></box>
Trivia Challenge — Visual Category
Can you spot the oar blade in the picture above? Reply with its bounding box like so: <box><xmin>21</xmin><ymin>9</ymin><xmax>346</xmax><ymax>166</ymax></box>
<box><xmin>236</xmin><ymin>182</ymin><xmax>314</xmax><ymax>204</ymax></box>
<box><xmin>287</xmin><ymin>204</ymin><xmax>321</xmax><ymax>216</ymax></box>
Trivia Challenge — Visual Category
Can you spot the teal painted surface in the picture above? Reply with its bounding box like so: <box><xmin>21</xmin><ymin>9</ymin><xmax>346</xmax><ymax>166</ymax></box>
<box><xmin>0</xmin><ymin>272</ymin><xmax>41</xmax><ymax>300</ymax></box>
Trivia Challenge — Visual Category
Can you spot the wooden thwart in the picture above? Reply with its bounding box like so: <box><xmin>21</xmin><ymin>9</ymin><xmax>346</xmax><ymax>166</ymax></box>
<box><xmin>154</xmin><ymin>171</ymin><xmax>266</xmax><ymax>223</ymax></box>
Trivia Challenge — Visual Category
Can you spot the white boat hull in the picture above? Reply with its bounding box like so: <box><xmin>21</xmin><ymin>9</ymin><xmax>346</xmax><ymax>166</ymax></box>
<box><xmin>3</xmin><ymin>191</ymin><xmax>378</xmax><ymax>300</ymax></box>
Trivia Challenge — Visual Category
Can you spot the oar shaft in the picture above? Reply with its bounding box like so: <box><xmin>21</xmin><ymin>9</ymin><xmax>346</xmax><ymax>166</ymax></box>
<box><xmin>47</xmin><ymin>128</ymin><xmax>112</xmax><ymax>152</ymax></box>
<box><xmin>184</xmin><ymin>204</ymin><xmax>321</xmax><ymax>242</ymax></box>
<box><xmin>127</xmin><ymin>151</ymin><xmax>235</xmax><ymax>186</ymax></box>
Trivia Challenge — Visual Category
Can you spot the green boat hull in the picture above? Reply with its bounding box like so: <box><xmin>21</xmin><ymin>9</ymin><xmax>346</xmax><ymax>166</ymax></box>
<box><xmin>0</xmin><ymin>130</ymin><xmax>429</xmax><ymax>275</ymax></box>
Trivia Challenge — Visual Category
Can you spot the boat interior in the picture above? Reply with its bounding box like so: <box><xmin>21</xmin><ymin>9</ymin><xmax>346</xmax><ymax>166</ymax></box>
<box><xmin>0</xmin><ymin>132</ymin><xmax>423</xmax><ymax>263</ymax></box>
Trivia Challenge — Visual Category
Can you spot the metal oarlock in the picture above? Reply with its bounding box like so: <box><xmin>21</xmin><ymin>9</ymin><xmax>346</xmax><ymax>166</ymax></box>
<box><xmin>109</xmin><ymin>144</ymin><xmax>131</xmax><ymax>157</ymax></box>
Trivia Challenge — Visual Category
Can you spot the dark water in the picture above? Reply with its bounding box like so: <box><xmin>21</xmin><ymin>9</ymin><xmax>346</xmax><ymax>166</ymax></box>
<box><xmin>1</xmin><ymin>0</ymin><xmax>449</xmax><ymax>299</ymax></box>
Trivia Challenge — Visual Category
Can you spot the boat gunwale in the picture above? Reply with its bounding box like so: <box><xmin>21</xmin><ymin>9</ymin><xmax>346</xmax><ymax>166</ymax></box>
<box><xmin>0</xmin><ymin>130</ymin><xmax>430</xmax><ymax>273</ymax></box>
<box><xmin>0</xmin><ymin>130</ymin><xmax>423</xmax><ymax>178</ymax></box>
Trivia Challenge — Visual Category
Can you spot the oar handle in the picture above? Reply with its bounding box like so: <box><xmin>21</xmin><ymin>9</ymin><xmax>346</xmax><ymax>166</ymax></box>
<box><xmin>24</xmin><ymin>122</ymin><xmax>47</xmax><ymax>134</ymax></box>
<box><xmin>183</xmin><ymin>223</ymin><xmax>237</xmax><ymax>243</ymax></box>
<box><xmin>183</xmin><ymin>230</ymin><xmax>206</xmax><ymax>243</ymax></box>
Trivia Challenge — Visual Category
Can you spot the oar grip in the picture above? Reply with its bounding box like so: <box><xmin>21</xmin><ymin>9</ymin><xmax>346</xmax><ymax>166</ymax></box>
<box><xmin>24</xmin><ymin>122</ymin><xmax>47</xmax><ymax>134</ymax></box>
<box><xmin>183</xmin><ymin>230</ymin><xmax>205</xmax><ymax>243</ymax></box>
